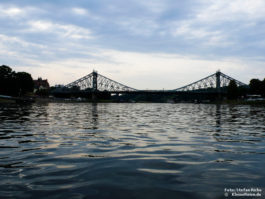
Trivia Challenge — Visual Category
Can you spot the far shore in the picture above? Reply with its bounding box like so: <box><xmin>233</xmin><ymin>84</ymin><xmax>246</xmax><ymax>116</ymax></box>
<box><xmin>1</xmin><ymin>95</ymin><xmax>265</xmax><ymax>105</ymax></box>
<box><xmin>35</xmin><ymin>97</ymin><xmax>265</xmax><ymax>105</ymax></box>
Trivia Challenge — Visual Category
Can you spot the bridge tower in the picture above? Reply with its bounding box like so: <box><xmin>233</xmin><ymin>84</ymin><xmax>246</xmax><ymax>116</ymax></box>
<box><xmin>92</xmin><ymin>70</ymin><xmax>98</xmax><ymax>91</ymax></box>
<box><xmin>92</xmin><ymin>70</ymin><xmax>98</xmax><ymax>101</ymax></box>
<box><xmin>216</xmin><ymin>70</ymin><xmax>221</xmax><ymax>100</ymax></box>
<box><xmin>216</xmin><ymin>70</ymin><xmax>221</xmax><ymax>92</ymax></box>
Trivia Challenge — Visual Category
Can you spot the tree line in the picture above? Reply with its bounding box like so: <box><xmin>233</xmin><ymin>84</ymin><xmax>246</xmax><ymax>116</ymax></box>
<box><xmin>0</xmin><ymin>65</ymin><xmax>34</xmax><ymax>96</ymax></box>
<box><xmin>227</xmin><ymin>78</ymin><xmax>265</xmax><ymax>99</ymax></box>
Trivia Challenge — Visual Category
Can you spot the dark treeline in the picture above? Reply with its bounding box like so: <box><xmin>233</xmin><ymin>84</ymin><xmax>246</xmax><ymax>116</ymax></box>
<box><xmin>227</xmin><ymin>78</ymin><xmax>265</xmax><ymax>99</ymax></box>
<box><xmin>249</xmin><ymin>78</ymin><xmax>265</xmax><ymax>96</ymax></box>
<box><xmin>0</xmin><ymin>65</ymin><xmax>34</xmax><ymax>96</ymax></box>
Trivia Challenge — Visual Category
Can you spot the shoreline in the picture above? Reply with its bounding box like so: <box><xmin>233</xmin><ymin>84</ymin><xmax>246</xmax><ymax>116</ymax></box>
<box><xmin>1</xmin><ymin>96</ymin><xmax>265</xmax><ymax>105</ymax></box>
<box><xmin>35</xmin><ymin>97</ymin><xmax>265</xmax><ymax>105</ymax></box>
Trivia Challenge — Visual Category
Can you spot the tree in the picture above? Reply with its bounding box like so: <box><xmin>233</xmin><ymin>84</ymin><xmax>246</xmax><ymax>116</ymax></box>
<box><xmin>70</xmin><ymin>85</ymin><xmax>80</xmax><ymax>91</ymax></box>
<box><xmin>249</xmin><ymin>79</ymin><xmax>262</xmax><ymax>95</ymax></box>
<box><xmin>0</xmin><ymin>65</ymin><xmax>13</xmax><ymax>78</ymax></box>
<box><xmin>238</xmin><ymin>85</ymin><xmax>249</xmax><ymax>97</ymax></box>
<box><xmin>0</xmin><ymin>65</ymin><xmax>34</xmax><ymax>96</ymax></box>
<box><xmin>0</xmin><ymin>65</ymin><xmax>15</xmax><ymax>95</ymax></box>
<box><xmin>15</xmin><ymin>72</ymin><xmax>34</xmax><ymax>95</ymax></box>
<box><xmin>227</xmin><ymin>80</ymin><xmax>238</xmax><ymax>99</ymax></box>
<box><xmin>262</xmin><ymin>78</ymin><xmax>265</xmax><ymax>97</ymax></box>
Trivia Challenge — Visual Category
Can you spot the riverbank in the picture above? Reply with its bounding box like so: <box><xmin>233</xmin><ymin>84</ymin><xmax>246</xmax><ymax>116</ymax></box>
<box><xmin>0</xmin><ymin>95</ymin><xmax>35</xmax><ymax>104</ymax></box>
<box><xmin>34</xmin><ymin>97</ymin><xmax>265</xmax><ymax>105</ymax></box>
<box><xmin>2</xmin><ymin>95</ymin><xmax>265</xmax><ymax>105</ymax></box>
<box><xmin>0</xmin><ymin>98</ymin><xmax>16</xmax><ymax>104</ymax></box>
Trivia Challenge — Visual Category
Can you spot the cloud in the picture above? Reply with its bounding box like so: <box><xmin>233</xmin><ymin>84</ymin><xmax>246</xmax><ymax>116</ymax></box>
<box><xmin>9</xmin><ymin>46</ymin><xmax>257</xmax><ymax>89</ymax></box>
<box><xmin>0</xmin><ymin>34</ymin><xmax>47</xmax><ymax>62</ymax></box>
<box><xmin>0</xmin><ymin>34</ymin><xmax>45</xmax><ymax>48</ymax></box>
<box><xmin>0</xmin><ymin>0</ymin><xmax>264</xmax><ymax>88</ymax></box>
<box><xmin>1</xmin><ymin>27</ymin><xmax>261</xmax><ymax>89</ymax></box>
<box><xmin>116</xmin><ymin>18</ymin><xmax>159</xmax><ymax>36</ymax></box>
<box><xmin>0</xmin><ymin>4</ymin><xmax>44</xmax><ymax>19</ymax></box>
<box><xmin>2</xmin><ymin>7</ymin><xmax>23</xmax><ymax>17</ymax></box>
<box><xmin>72</xmin><ymin>7</ymin><xmax>88</xmax><ymax>16</ymax></box>
<box><xmin>196</xmin><ymin>0</ymin><xmax>265</xmax><ymax>23</ymax></box>
<box><xmin>26</xmin><ymin>20</ymin><xmax>93</xmax><ymax>39</ymax></box>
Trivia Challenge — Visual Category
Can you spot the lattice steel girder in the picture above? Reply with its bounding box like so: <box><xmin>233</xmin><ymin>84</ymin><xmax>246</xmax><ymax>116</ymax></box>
<box><xmin>65</xmin><ymin>71</ymin><xmax>137</xmax><ymax>92</ymax></box>
<box><xmin>174</xmin><ymin>71</ymin><xmax>247</xmax><ymax>91</ymax></box>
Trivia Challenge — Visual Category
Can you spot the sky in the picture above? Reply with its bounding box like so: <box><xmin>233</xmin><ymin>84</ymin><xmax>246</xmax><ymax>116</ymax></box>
<box><xmin>1</xmin><ymin>0</ymin><xmax>265</xmax><ymax>89</ymax></box>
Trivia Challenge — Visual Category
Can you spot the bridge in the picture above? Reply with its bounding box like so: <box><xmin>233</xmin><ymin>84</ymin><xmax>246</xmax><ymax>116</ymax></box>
<box><xmin>63</xmin><ymin>70</ymin><xmax>246</xmax><ymax>93</ymax></box>
<box><xmin>53</xmin><ymin>70</ymin><xmax>247</xmax><ymax>101</ymax></box>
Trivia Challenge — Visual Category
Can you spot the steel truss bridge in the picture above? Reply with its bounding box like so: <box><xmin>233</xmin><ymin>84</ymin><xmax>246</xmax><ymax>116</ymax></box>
<box><xmin>63</xmin><ymin>70</ymin><xmax>247</xmax><ymax>94</ymax></box>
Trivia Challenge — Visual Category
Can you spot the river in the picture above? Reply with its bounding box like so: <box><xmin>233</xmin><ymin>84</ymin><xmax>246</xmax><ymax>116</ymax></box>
<box><xmin>0</xmin><ymin>103</ymin><xmax>264</xmax><ymax>199</ymax></box>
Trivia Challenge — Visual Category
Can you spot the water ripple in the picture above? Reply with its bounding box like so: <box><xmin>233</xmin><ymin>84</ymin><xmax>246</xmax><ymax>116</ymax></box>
<box><xmin>0</xmin><ymin>103</ymin><xmax>264</xmax><ymax>199</ymax></box>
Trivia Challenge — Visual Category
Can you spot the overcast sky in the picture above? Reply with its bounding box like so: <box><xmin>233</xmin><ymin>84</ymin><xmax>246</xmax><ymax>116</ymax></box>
<box><xmin>1</xmin><ymin>0</ymin><xmax>265</xmax><ymax>89</ymax></box>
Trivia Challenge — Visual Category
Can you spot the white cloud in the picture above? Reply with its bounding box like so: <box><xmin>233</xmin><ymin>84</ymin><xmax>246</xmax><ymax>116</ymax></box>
<box><xmin>71</xmin><ymin>7</ymin><xmax>103</xmax><ymax>22</ymax></box>
<box><xmin>117</xmin><ymin>18</ymin><xmax>159</xmax><ymax>36</ymax></box>
<box><xmin>0</xmin><ymin>5</ymin><xmax>44</xmax><ymax>18</ymax></box>
<box><xmin>169</xmin><ymin>20</ymin><xmax>231</xmax><ymax>47</ymax></box>
<box><xmin>2</xmin><ymin>7</ymin><xmax>23</xmax><ymax>17</ymax></box>
<box><xmin>162</xmin><ymin>0</ymin><xmax>265</xmax><ymax>48</ymax></box>
<box><xmin>28</xmin><ymin>20</ymin><xmax>52</xmax><ymax>31</ymax></box>
<box><xmin>196</xmin><ymin>0</ymin><xmax>265</xmax><ymax>23</ymax></box>
<box><xmin>72</xmin><ymin>7</ymin><xmax>88</xmax><ymax>16</ymax></box>
<box><xmin>165</xmin><ymin>0</ymin><xmax>265</xmax><ymax>47</ymax></box>
<box><xmin>27</xmin><ymin>20</ymin><xmax>93</xmax><ymax>39</ymax></box>
<box><xmin>0</xmin><ymin>34</ymin><xmax>46</xmax><ymax>49</ymax></box>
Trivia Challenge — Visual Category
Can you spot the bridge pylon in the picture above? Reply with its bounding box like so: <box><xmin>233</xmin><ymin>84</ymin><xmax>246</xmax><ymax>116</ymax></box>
<box><xmin>92</xmin><ymin>70</ymin><xmax>98</xmax><ymax>91</ymax></box>
<box><xmin>216</xmin><ymin>70</ymin><xmax>221</xmax><ymax>92</ymax></box>
<box><xmin>174</xmin><ymin>70</ymin><xmax>247</xmax><ymax>92</ymax></box>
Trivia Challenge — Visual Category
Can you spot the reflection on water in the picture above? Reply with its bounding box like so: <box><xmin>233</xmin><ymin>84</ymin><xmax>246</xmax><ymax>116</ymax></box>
<box><xmin>0</xmin><ymin>103</ymin><xmax>265</xmax><ymax>199</ymax></box>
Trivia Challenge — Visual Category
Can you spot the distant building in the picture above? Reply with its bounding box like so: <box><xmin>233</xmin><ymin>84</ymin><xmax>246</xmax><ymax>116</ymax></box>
<box><xmin>34</xmin><ymin>78</ymin><xmax>50</xmax><ymax>92</ymax></box>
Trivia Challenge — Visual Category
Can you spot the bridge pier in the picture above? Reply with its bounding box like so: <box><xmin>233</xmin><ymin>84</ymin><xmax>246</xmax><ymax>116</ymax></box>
<box><xmin>216</xmin><ymin>70</ymin><xmax>221</xmax><ymax>91</ymax></box>
<box><xmin>216</xmin><ymin>70</ymin><xmax>222</xmax><ymax>101</ymax></box>
<box><xmin>91</xmin><ymin>92</ymin><xmax>97</xmax><ymax>101</ymax></box>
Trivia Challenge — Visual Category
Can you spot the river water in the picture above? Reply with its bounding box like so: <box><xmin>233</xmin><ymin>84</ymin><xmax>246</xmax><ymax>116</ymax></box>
<box><xmin>0</xmin><ymin>103</ymin><xmax>264</xmax><ymax>199</ymax></box>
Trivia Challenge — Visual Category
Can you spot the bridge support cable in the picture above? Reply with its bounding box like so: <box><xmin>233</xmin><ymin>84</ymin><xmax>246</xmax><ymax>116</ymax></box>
<box><xmin>64</xmin><ymin>70</ymin><xmax>246</xmax><ymax>93</ymax></box>
<box><xmin>174</xmin><ymin>71</ymin><xmax>247</xmax><ymax>92</ymax></box>
<box><xmin>65</xmin><ymin>71</ymin><xmax>137</xmax><ymax>92</ymax></box>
